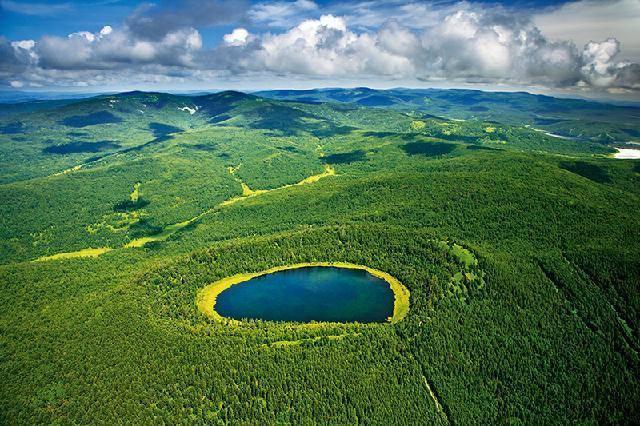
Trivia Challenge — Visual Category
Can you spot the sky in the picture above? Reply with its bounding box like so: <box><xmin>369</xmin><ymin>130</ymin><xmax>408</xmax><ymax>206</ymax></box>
<box><xmin>1</xmin><ymin>0</ymin><xmax>639</xmax><ymax>99</ymax></box>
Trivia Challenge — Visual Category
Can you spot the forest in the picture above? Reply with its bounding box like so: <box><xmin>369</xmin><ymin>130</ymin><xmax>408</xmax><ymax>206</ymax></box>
<box><xmin>0</xmin><ymin>89</ymin><xmax>639</xmax><ymax>423</ymax></box>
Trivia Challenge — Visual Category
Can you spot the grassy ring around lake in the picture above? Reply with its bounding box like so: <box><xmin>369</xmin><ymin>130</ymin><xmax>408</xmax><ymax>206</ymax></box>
<box><xmin>196</xmin><ymin>262</ymin><xmax>410</xmax><ymax>324</ymax></box>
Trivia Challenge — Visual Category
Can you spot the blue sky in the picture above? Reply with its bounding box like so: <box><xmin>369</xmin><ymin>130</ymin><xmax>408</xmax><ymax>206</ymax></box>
<box><xmin>1</xmin><ymin>1</ymin><xmax>136</xmax><ymax>40</ymax></box>
<box><xmin>0</xmin><ymin>0</ymin><xmax>638</xmax><ymax>99</ymax></box>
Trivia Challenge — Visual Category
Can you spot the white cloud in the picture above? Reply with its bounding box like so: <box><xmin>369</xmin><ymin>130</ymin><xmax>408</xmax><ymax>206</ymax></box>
<box><xmin>534</xmin><ymin>0</ymin><xmax>640</xmax><ymax>61</ymax></box>
<box><xmin>69</xmin><ymin>31</ymin><xmax>96</xmax><ymax>43</ymax></box>
<box><xmin>100</xmin><ymin>26</ymin><xmax>113</xmax><ymax>37</ymax></box>
<box><xmin>250</xmin><ymin>15</ymin><xmax>413</xmax><ymax>76</ymax></box>
<box><xmin>11</xmin><ymin>40</ymin><xmax>35</xmax><ymax>50</ymax></box>
<box><xmin>1</xmin><ymin>1</ymin><xmax>638</xmax><ymax>95</ymax></box>
<box><xmin>580</xmin><ymin>38</ymin><xmax>629</xmax><ymax>87</ymax></box>
<box><xmin>223</xmin><ymin>28</ymin><xmax>250</xmax><ymax>46</ymax></box>
<box><xmin>377</xmin><ymin>20</ymin><xmax>420</xmax><ymax>57</ymax></box>
<box><xmin>35</xmin><ymin>26</ymin><xmax>203</xmax><ymax>70</ymax></box>
<box><xmin>221</xmin><ymin>8</ymin><xmax>638</xmax><ymax>90</ymax></box>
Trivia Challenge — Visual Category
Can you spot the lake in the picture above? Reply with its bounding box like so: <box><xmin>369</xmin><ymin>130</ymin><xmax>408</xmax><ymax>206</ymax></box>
<box><xmin>614</xmin><ymin>148</ymin><xmax>640</xmax><ymax>159</ymax></box>
<box><xmin>215</xmin><ymin>266</ymin><xmax>395</xmax><ymax>323</ymax></box>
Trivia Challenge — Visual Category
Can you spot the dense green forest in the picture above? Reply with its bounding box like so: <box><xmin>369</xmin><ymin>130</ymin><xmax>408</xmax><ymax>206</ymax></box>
<box><xmin>0</xmin><ymin>89</ymin><xmax>639</xmax><ymax>423</ymax></box>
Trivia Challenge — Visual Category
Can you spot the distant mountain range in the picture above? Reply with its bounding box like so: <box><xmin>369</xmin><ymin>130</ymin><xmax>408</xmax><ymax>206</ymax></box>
<box><xmin>3</xmin><ymin>88</ymin><xmax>638</xmax><ymax>144</ymax></box>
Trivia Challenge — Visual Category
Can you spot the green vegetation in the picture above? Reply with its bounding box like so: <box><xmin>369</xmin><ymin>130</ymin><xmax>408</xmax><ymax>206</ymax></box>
<box><xmin>259</xmin><ymin>87</ymin><xmax>640</xmax><ymax>144</ymax></box>
<box><xmin>560</xmin><ymin>160</ymin><xmax>612</xmax><ymax>183</ymax></box>
<box><xmin>43</xmin><ymin>140</ymin><xmax>121</xmax><ymax>154</ymax></box>
<box><xmin>34</xmin><ymin>247</ymin><xmax>113</xmax><ymax>261</ymax></box>
<box><xmin>0</xmin><ymin>89</ymin><xmax>639</xmax><ymax>423</ymax></box>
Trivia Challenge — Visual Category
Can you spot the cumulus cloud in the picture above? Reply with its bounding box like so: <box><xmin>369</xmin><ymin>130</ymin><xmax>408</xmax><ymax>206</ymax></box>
<box><xmin>534</xmin><ymin>0</ymin><xmax>640</xmax><ymax>61</ymax></box>
<box><xmin>1</xmin><ymin>0</ymin><xmax>639</xmax><ymax>94</ymax></box>
<box><xmin>35</xmin><ymin>25</ymin><xmax>202</xmax><ymax>70</ymax></box>
<box><xmin>211</xmin><ymin>9</ymin><xmax>639</xmax><ymax>91</ymax></box>
<box><xmin>223</xmin><ymin>28</ymin><xmax>251</xmax><ymax>46</ymax></box>
<box><xmin>11</xmin><ymin>39</ymin><xmax>35</xmax><ymax>50</ymax></box>
<box><xmin>227</xmin><ymin>15</ymin><xmax>412</xmax><ymax>77</ymax></box>
<box><xmin>581</xmin><ymin>38</ymin><xmax>621</xmax><ymax>86</ymax></box>
<box><xmin>0</xmin><ymin>37</ymin><xmax>32</xmax><ymax>77</ymax></box>
<box><xmin>414</xmin><ymin>9</ymin><xmax>579</xmax><ymax>84</ymax></box>
<box><xmin>580</xmin><ymin>38</ymin><xmax>639</xmax><ymax>90</ymax></box>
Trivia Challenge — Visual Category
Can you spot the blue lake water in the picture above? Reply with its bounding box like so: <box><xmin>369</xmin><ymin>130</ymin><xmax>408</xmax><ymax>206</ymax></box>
<box><xmin>215</xmin><ymin>266</ymin><xmax>395</xmax><ymax>323</ymax></box>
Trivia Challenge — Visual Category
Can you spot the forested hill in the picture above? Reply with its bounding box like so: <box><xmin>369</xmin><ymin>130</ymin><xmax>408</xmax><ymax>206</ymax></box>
<box><xmin>1</xmin><ymin>89</ymin><xmax>635</xmax><ymax>186</ymax></box>
<box><xmin>257</xmin><ymin>87</ymin><xmax>640</xmax><ymax>142</ymax></box>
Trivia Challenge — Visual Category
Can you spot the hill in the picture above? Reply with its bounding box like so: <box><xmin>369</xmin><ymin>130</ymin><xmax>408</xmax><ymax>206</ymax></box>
<box><xmin>257</xmin><ymin>87</ymin><xmax>640</xmax><ymax>143</ymax></box>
